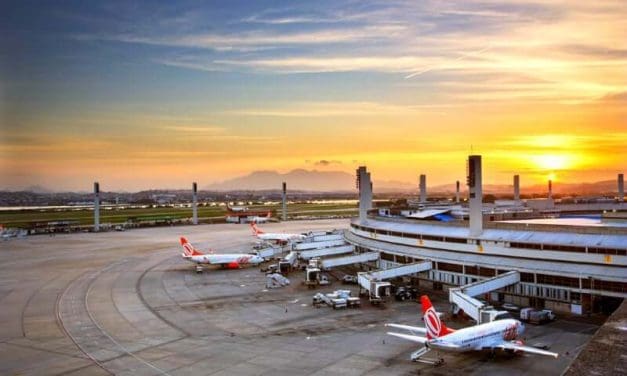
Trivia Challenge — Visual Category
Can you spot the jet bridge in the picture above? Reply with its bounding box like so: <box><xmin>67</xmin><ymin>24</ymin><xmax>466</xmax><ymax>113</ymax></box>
<box><xmin>294</xmin><ymin>239</ymin><xmax>346</xmax><ymax>251</ymax></box>
<box><xmin>363</xmin><ymin>261</ymin><xmax>432</xmax><ymax>282</ymax></box>
<box><xmin>299</xmin><ymin>245</ymin><xmax>354</xmax><ymax>260</ymax></box>
<box><xmin>358</xmin><ymin>261</ymin><xmax>432</xmax><ymax>304</ymax></box>
<box><xmin>449</xmin><ymin>271</ymin><xmax>520</xmax><ymax>323</ymax></box>
<box><xmin>320</xmin><ymin>251</ymin><xmax>379</xmax><ymax>269</ymax></box>
<box><xmin>310</xmin><ymin>233</ymin><xmax>344</xmax><ymax>242</ymax></box>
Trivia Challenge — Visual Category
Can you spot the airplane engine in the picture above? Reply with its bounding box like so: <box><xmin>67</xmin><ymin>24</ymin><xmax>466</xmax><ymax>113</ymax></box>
<box><xmin>505</xmin><ymin>340</ymin><xmax>525</xmax><ymax>354</ymax></box>
<box><xmin>227</xmin><ymin>262</ymin><xmax>240</xmax><ymax>269</ymax></box>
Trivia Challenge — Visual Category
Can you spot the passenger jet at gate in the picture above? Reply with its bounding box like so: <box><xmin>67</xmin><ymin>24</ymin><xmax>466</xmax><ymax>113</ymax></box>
<box><xmin>250</xmin><ymin>223</ymin><xmax>306</xmax><ymax>243</ymax></box>
<box><xmin>386</xmin><ymin>295</ymin><xmax>558</xmax><ymax>363</ymax></box>
<box><xmin>180</xmin><ymin>237</ymin><xmax>263</xmax><ymax>272</ymax></box>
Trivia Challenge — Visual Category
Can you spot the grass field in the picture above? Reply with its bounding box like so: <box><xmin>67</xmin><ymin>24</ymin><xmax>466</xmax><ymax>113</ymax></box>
<box><xmin>0</xmin><ymin>202</ymin><xmax>358</xmax><ymax>228</ymax></box>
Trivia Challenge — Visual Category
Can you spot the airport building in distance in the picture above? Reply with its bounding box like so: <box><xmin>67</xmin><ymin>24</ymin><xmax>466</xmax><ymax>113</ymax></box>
<box><xmin>347</xmin><ymin>157</ymin><xmax>627</xmax><ymax>315</ymax></box>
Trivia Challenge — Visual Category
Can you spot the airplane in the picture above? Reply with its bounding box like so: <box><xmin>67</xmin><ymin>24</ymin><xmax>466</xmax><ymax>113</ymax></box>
<box><xmin>226</xmin><ymin>203</ymin><xmax>248</xmax><ymax>212</ymax></box>
<box><xmin>386</xmin><ymin>295</ymin><xmax>558</xmax><ymax>364</ymax></box>
<box><xmin>180</xmin><ymin>237</ymin><xmax>263</xmax><ymax>272</ymax></box>
<box><xmin>247</xmin><ymin>211</ymin><xmax>273</xmax><ymax>224</ymax></box>
<box><xmin>250</xmin><ymin>222</ymin><xmax>306</xmax><ymax>243</ymax></box>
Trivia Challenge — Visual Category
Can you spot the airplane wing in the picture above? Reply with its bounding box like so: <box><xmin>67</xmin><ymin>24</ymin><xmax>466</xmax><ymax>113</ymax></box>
<box><xmin>386</xmin><ymin>332</ymin><xmax>428</xmax><ymax>344</ymax></box>
<box><xmin>497</xmin><ymin>342</ymin><xmax>559</xmax><ymax>358</ymax></box>
<box><xmin>385</xmin><ymin>324</ymin><xmax>427</xmax><ymax>335</ymax></box>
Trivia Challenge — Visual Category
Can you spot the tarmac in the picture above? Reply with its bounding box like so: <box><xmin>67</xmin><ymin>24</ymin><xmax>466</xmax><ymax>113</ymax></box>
<box><xmin>0</xmin><ymin>219</ymin><xmax>601</xmax><ymax>375</ymax></box>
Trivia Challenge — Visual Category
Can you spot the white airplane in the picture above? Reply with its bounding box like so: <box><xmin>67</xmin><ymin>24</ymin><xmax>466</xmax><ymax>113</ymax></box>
<box><xmin>180</xmin><ymin>237</ymin><xmax>263</xmax><ymax>272</ymax></box>
<box><xmin>247</xmin><ymin>211</ymin><xmax>272</xmax><ymax>223</ymax></box>
<box><xmin>386</xmin><ymin>295</ymin><xmax>558</xmax><ymax>363</ymax></box>
<box><xmin>250</xmin><ymin>222</ymin><xmax>306</xmax><ymax>243</ymax></box>
<box><xmin>226</xmin><ymin>203</ymin><xmax>248</xmax><ymax>212</ymax></box>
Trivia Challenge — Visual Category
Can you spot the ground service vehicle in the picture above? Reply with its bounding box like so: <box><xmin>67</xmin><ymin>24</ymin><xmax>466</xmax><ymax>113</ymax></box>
<box><xmin>520</xmin><ymin>308</ymin><xmax>556</xmax><ymax>324</ymax></box>
<box><xmin>395</xmin><ymin>286</ymin><xmax>418</xmax><ymax>301</ymax></box>
<box><xmin>342</xmin><ymin>275</ymin><xmax>358</xmax><ymax>284</ymax></box>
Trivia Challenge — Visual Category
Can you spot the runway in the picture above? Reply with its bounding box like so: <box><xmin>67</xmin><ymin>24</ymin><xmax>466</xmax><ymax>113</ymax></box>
<box><xmin>0</xmin><ymin>220</ymin><xmax>597</xmax><ymax>375</ymax></box>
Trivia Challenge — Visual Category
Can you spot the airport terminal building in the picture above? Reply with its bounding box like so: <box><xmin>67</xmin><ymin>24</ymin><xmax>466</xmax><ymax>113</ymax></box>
<box><xmin>347</xmin><ymin>160</ymin><xmax>627</xmax><ymax>315</ymax></box>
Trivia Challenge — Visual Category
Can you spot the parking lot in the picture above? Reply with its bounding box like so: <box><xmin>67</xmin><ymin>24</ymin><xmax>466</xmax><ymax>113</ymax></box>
<box><xmin>0</xmin><ymin>220</ymin><xmax>599</xmax><ymax>375</ymax></box>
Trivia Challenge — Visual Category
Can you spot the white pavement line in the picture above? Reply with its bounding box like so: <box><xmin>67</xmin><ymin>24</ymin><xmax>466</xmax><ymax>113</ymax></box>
<box><xmin>56</xmin><ymin>271</ymin><xmax>114</xmax><ymax>375</ymax></box>
<box><xmin>84</xmin><ymin>259</ymin><xmax>173</xmax><ymax>376</ymax></box>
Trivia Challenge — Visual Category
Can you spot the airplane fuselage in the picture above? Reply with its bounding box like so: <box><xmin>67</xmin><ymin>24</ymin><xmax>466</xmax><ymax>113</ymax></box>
<box><xmin>386</xmin><ymin>295</ymin><xmax>558</xmax><ymax>360</ymax></box>
<box><xmin>183</xmin><ymin>253</ymin><xmax>263</xmax><ymax>266</ymax></box>
<box><xmin>256</xmin><ymin>233</ymin><xmax>305</xmax><ymax>242</ymax></box>
<box><xmin>427</xmin><ymin>319</ymin><xmax>523</xmax><ymax>352</ymax></box>
<box><xmin>250</xmin><ymin>217</ymin><xmax>269</xmax><ymax>223</ymax></box>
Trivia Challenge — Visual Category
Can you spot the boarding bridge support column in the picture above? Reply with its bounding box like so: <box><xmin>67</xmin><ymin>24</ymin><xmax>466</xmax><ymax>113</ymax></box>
<box><xmin>357</xmin><ymin>166</ymin><xmax>372</xmax><ymax>222</ymax></box>
<box><xmin>548</xmin><ymin>179</ymin><xmax>555</xmax><ymax>208</ymax></box>
<box><xmin>282</xmin><ymin>182</ymin><xmax>287</xmax><ymax>221</ymax></box>
<box><xmin>467</xmin><ymin>155</ymin><xmax>483</xmax><ymax>236</ymax></box>
<box><xmin>455</xmin><ymin>180</ymin><xmax>460</xmax><ymax>203</ymax></box>
<box><xmin>192</xmin><ymin>182</ymin><xmax>198</xmax><ymax>225</ymax></box>
<box><xmin>548</xmin><ymin>179</ymin><xmax>553</xmax><ymax>199</ymax></box>
<box><xmin>94</xmin><ymin>182</ymin><xmax>100</xmax><ymax>232</ymax></box>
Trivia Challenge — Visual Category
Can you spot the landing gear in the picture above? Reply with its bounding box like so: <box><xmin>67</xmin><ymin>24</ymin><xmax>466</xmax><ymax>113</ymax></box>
<box><xmin>410</xmin><ymin>347</ymin><xmax>444</xmax><ymax>366</ymax></box>
<box><xmin>195</xmin><ymin>264</ymin><xmax>204</xmax><ymax>273</ymax></box>
<box><xmin>487</xmin><ymin>349</ymin><xmax>497</xmax><ymax>360</ymax></box>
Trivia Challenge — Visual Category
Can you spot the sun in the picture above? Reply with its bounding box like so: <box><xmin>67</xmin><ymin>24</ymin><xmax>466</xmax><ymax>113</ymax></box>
<box><xmin>531</xmin><ymin>154</ymin><xmax>571</xmax><ymax>171</ymax></box>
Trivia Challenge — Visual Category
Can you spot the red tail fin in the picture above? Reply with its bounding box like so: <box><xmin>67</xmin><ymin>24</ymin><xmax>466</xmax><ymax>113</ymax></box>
<box><xmin>180</xmin><ymin>237</ymin><xmax>203</xmax><ymax>256</ymax></box>
<box><xmin>250</xmin><ymin>222</ymin><xmax>264</xmax><ymax>235</ymax></box>
<box><xmin>421</xmin><ymin>295</ymin><xmax>454</xmax><ymax>339</ymax></box>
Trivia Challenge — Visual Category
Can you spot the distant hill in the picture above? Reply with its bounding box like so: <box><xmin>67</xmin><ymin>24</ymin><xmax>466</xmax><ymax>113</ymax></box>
<box><xmin>205</xmin><ymin>169</ymin><xmax>415</xmax><ymax>192</ymax></box>
<box><xmin>524</xmin><ymin>180</ymin><xmax>620</xmax><ymax>196</ymax></box>
<box><xmin>205</xmin><ymin>169</ymin><xmax>623</xmax><ymax>194</ymax></box>
<box><xmin>1</xmin><ymin>173</ymin><xmax>620</xmax><ymax>196</ymax></box>
<box><xmin>429</xmin><ymin>180</ymin><xmax>621</xmax><ymax>196</ymax></box>
<box><xmin>23</xmin><ymin>185</ymin><xmax>53</xmax><ymax>194</ymax></box>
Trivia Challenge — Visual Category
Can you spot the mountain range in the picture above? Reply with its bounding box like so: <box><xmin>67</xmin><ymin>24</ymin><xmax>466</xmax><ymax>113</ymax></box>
<box><xmin>430</xmin><ymin>180</ymin><xmax>622</xmax><ymax>196</ymax></box>
<box><xmin>205</xmin><ymin>169</ymin><xmax>622</xmax><ymax>195</ymax></box>
<box><xmin>205</xmin><ymin>169</ymin><xmax>413</xmax><ymax>192</ymax></box>
<box><xmin>2</xmin><ymin>170</ymin><xmax>622</xmax><ymax>196</ymax></box>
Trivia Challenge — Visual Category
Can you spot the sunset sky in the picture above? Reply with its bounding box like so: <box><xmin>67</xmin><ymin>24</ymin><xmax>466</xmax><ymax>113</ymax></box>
<box><xmin>1</xmin><ymin>1</ymin><xmax>626</xmax><ymax>191</ymax></box>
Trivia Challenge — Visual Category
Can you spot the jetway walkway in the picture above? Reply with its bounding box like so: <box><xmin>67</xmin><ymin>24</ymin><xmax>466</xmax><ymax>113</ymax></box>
<box><xmin>310</xmin><ymin>234</ymin><xmax>344</xmax><ymax>242</ymax></box>
<box><xmin>320</xmin><ymin>251</ymin><xmax>379</xmax><ymax>269</ymax></box>
<box><xmin>358</xmin><ymin>261</ymin><xmax>432</xmax><ymax>304</ymax></box>
<box><xmin>449</xmin><ymin>271</ymin><xmax>520</xmax><ymax>323</ymax></box>
<box><xmin>299</xmin><ymin>245</ymin><xmax>354</xmax><ymax>260</ymax></box>
<box><xmin>294</xmin><ymin>239</ymin><xmax>345</xmax><ymax>251</ymax></box>
<box><xmin>360</xmin><ymin>261</ymin><xmax>432</xmax><ymax>285</ymax></box>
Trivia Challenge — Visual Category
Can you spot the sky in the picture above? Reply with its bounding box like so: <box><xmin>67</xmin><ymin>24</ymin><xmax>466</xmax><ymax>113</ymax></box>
<box><xmin>1</xmin><ymin>0</ymin><xmax>626</xmax><ymax>191</ymax></box>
